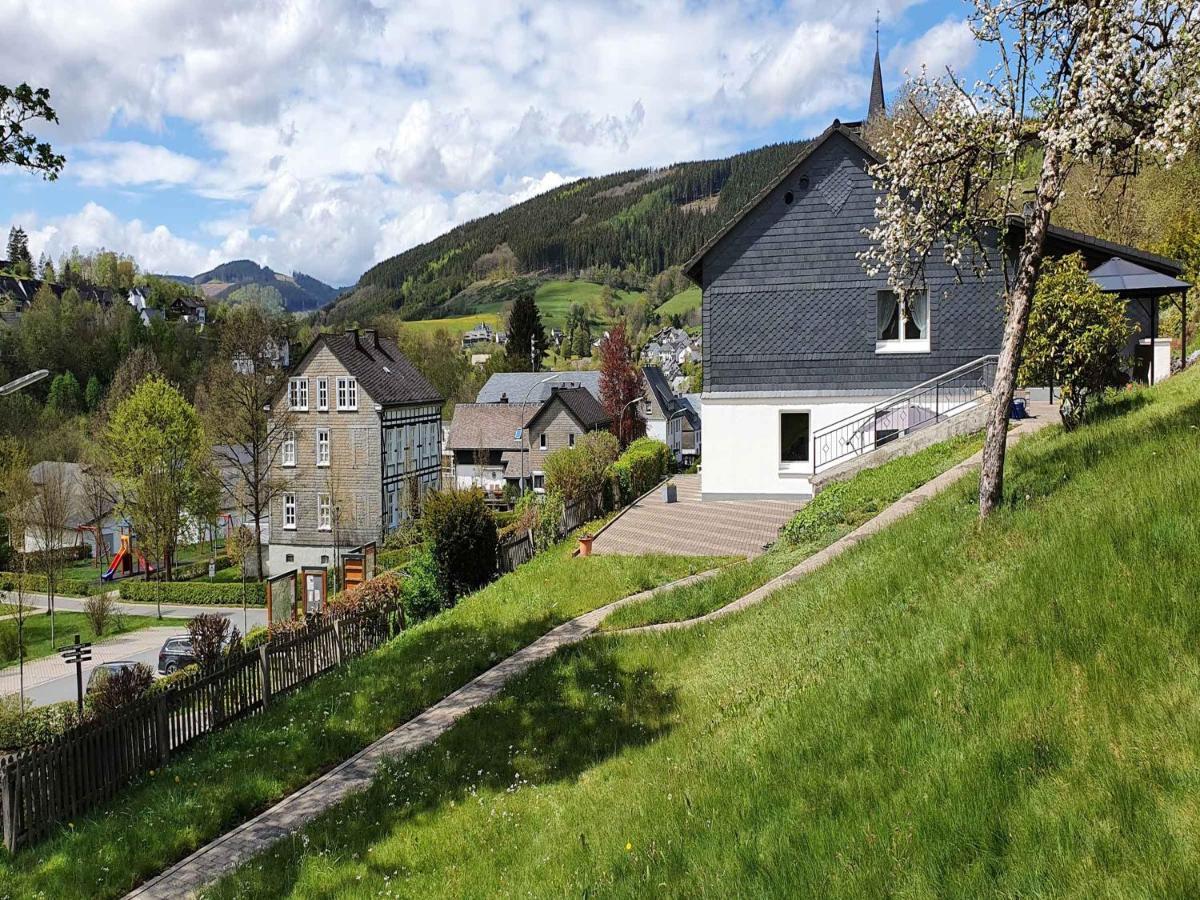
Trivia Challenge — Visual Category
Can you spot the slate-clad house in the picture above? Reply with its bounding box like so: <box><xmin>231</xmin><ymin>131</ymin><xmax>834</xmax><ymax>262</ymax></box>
<box><xmin>267</xmin><ymin>329</ymin><xmax>442</xmax><ymax>574</ymax></box>
<box><xmin>686</xmin><ymin>118</ymin><xmax>1185</xmax><ymax>500</ymax></box>
<box><xmin>642</xmin><ymin>365</ymin><xmax>696</xmax><ymax>464</ymax></box>
<box><xmin>447</xmin><ymin>385</ymin><xmax>611</xmax><ymax>496</ymax></box>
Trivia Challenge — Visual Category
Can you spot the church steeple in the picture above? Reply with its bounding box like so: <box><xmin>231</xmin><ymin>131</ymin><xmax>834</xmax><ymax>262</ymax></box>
<box><xmin>868</xmin><ymin>11</ymin><xmax>886</xmax><ymax>123</ymax></box>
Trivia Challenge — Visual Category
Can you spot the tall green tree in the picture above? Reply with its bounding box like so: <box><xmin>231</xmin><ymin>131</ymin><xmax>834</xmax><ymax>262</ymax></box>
<box><xmin>46</xmin><ymin>372</ymin><xmax>81</xmax><ymax>414</ymax></box>
<box><xmin>106</xmin><ymin>377</ymin><xmax>208</xmax><ymax>598</ymax></box>
<box><xmin>505</xmin><ymin>291</ymin><xmax>546</xmax><ymax>372</ymax></box>
<box><xmin>84</xmin><ymin>375</ymin><xmax>103</xmax><ymax>412</ymax></box>
<box><xmin>6</xmin><ymin>226</ymin><xmax>31</xmax><ymax>275</ymax></box>
<box><xmin>0</xmin><ymin>83</ymin><xmax>65</xmax><ymax>179</ymax></box>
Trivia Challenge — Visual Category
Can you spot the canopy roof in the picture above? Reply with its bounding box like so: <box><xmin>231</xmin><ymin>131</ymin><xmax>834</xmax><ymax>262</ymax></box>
<box><xmin>1089</xmin><ymin>256</ymin><xmax>1191</xmax><ymax>295</ymax></box>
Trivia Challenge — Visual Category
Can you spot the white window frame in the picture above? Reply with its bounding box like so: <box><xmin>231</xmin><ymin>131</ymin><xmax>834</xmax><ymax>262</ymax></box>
<box><xmin>317</xmin><ymin>493</ymin><xmax>332</xmax><ymax>531</ymax></box>
<box><xmin>316</xmin><ymin>428</ymin><xmax>330</xmax><ymax>467</ymax></box>
<box><xmin>539</xmin><ymin>432</ymin><xmax>547</xmax><ymax>450</ymax></box>
<box><xmin>336</xmin><ymin>377</ymin><xmax>358</xmax><ymax>411</ymax></box>
<box><xmin>875</xmin><ymin>289</ymin><xmax>931</xmax><ymax>354</ymax></box>
<box><xmin>282</xmin><ymin>430</ymin><xmax>297</xmax><ymax>467</ymax></box>
<box><xmin>317</xmin><ymin>378</ymin><xmax>329</xmax><ymax>411</ymax></box>
<box><xmin>288</xmin><ymin>377</ymin><xmax>309</xmax><ymax>411</ymax></box>
<box><xmin>778</xmin><ymin>409</ymin><xmax>812</xmax><ymax>475</ymax></box>
<box><xmin>283</xmin><ymin>493</ymin><xmax>296</xmax><ymax>529</ymax></box>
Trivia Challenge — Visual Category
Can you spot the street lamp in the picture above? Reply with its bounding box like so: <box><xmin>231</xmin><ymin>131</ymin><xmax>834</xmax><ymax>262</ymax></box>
<box><xmin>617</xmin><ymin>394</ymin><xmax>648</xmax><ymax>446</ymax></box>
<box><xmin>0</xmin><ymin>369</ymin><xmax>49</xmax><ymax>396</ymax></box>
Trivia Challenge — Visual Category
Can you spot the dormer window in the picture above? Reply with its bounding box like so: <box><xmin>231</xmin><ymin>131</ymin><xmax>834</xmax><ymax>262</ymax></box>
<box><xmin>336</xmin><ymin>377</ymin><xmax>358</xmax><ymax>410</ymax></box>
<box><xmin>288</xmin><ymin>378</ymin><xmax>309</xmax><ymax>411</ymax></box>
<box><xmin>876</xmin><ymin>290</ymin><xmax>930</xmax><ymax>353</ymax></box>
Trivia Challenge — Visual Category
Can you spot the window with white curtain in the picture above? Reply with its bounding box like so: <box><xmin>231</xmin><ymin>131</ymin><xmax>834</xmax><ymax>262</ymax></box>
<box><xmin>282</xmin><ymin>430</ymin><xmax>296</xmax><ymax>467</ymax></box>
<box><xmin>317</xmin><ymin>493</ymin><xmax>331</xmax><ymax>531</ymax></box>
<box><xmin>876</xmin><ymin>290</ymin><xmax>930</xmax><ymax>352</ymax></box>
<box><xmin>316</xmin><ymin>428</ymin><xmax>330</xmax><ymax>466</ymax></box>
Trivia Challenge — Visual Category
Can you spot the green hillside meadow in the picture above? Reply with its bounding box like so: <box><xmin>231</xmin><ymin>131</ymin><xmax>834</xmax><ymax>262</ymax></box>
<box><xmin>208</xmin><ymin>370</ymin><xmax>1200</xmax><ymax>897</ymax></box>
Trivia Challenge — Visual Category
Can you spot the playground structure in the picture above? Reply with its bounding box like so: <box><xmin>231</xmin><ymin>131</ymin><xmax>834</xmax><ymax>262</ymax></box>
<box><xmin>100</xmin><ymin>533</ymin><xmax>157</xmax><ymax>582</ymax></box>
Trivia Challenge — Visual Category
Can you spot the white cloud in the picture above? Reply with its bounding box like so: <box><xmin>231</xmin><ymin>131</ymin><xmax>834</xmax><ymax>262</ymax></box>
<box><xmin>0</xmin><ymin>0</ymin><xmax>927</xmax><ymax>284</ymax></box>
<box><xmin>887</xmin><ymin>17</ymin><xmax>977</xmax><ymax>78</ymax></box>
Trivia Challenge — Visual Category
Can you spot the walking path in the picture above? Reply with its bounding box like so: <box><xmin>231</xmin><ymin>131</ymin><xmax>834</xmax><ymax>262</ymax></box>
<box><xmin>127</xmin><ymin>413</ymin><xmax>1055</xmax><ymax>899</ymax></box>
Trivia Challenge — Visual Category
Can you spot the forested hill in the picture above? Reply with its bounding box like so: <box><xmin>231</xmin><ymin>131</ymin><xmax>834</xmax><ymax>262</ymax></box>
<box><xmin>170</xmin><ymin>260</ymin><xmax>341</xmax><ymax>313</ymax></box>
<box><xmin>322</xmin><ymin>138</ymin><xmax>810</xmax><ymax>325</ymax></box>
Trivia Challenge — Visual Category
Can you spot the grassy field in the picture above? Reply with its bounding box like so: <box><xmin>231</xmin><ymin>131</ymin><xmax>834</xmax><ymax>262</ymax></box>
<box><xmin>655</xmin><ymin>285</ymin><xmax>701</xmax><ymax>319</ymax></box>
<box><xmin>469</xmin><ymin>280</ymin><xmax>646</xmax><ymax>330</ymax></box>
<box><xmin>0</xmin><ymin>541</ymin><xmax>717</xmax><ymax>898</ymax></box>
<box><xmin>603</xmin><ymin>431</ymin><xmax>984</xmax><ymax>631</ymax></box>
<box><xmin>0</xmin><ymin>610</ymin><xmax>164</xmax><ymax>667</ymax></box>
<box><xmin>390</xmin><ymin>312</ymin><xmax>504</xmax><ymax>340</ymax></box>
<box><xmin>205</xmin><ymin>370</ymin><xmax>1200</xmax><ymax>898</ymax></box>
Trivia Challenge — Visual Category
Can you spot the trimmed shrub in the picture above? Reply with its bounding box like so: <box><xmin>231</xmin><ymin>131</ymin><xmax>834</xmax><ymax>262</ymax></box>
<box><xmin>421</xmin><ymin>488</ymin><xmax>498</xmax><ymax>603</ymax></box>
<box><xmin>609</xmin><ymin>437</ymin><xmax>671</xmax><ymax>505</ymax></box>
<box><xmin>401</xmin><ymin>547</ymin><xmax>446</xmax><ymax>622</ymax></box>
<box><xmin>0</xmin><ymin>571</ymin><xmax>98</xmax><ymax>597</ymax></box>
<box><xmin>146</xmin><ymin>663</ymin><xmax>200</xmax><ymax>696</ymax></box>
<box><xmin>243</xmin><ymin>626</ymin><xmax>269</xmax><ymax>651</ymax></box>
<box><xmin>117</xmin><ymin>580</ymin><xmax>266</xmax><ymax>606</ymax></box>
<box><xmin>0</xmin><ymin>697</ymin><xmax>80</xmax><ymax>751</ymax></box>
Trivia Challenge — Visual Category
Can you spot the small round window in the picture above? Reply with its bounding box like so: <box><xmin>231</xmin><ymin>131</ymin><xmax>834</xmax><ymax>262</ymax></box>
<box><xmin>784</xmin><ymin>191</ymin><xmax>794</xmax><ymax>205</ymax></box>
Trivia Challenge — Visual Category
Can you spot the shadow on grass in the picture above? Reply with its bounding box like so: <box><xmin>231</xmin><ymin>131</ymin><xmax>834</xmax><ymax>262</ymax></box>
<box><xmin>205</xmin><ymin>643</ymin><xmax>677</xmax><ymax>899</ymax></box>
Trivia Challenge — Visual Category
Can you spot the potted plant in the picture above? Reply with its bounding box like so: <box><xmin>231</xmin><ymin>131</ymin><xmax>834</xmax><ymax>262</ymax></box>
<box><xmin>578</xmin><ymin>533</ymin><xmax>595</xmax><ymax>556</ymax></box>
<box><xmin>662</xmin><ymin>480</ymin><xmax>677</xmax><ymax>503</ymax></box>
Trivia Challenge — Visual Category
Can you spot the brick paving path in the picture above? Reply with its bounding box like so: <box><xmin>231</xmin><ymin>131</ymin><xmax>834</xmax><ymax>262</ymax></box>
<box><xmin>591</xmin><ymin>474</ymin><xmax>801</xmax><ymax>558</ymax></box>
<box><xmin>123</xmin><ymin>571</ymin><xmax>719</xmax><ymax>900</ymax></box>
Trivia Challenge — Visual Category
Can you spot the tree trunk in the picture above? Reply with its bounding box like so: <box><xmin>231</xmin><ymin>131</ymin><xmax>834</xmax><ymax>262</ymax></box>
<box><xmin>979</xmin><ymin>147</ymin><xmax>1063</xmax><ymax>518</ymax></box>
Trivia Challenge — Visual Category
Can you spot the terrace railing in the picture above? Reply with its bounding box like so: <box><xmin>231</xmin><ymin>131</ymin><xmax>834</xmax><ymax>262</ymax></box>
<box><xmin>812</xmin><ymin>355</ymin><xmax>999</xmax><ymax>472</ymax></box>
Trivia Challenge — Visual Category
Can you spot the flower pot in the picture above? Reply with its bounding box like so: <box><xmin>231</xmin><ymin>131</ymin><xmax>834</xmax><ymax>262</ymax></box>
<box><xmin>578</xmin><ymin>535</ymin><xmax>594</xmax><ymax>556</ymax></box>
<box><xmin>662</xmin><ymin>483</ymin><xmax>677</xmax><ymax>503</ymax></box>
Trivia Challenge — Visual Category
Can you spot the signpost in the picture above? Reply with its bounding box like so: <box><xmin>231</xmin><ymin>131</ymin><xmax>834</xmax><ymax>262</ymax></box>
<box><xmin>58</xmin><ymin>634</ymin><xmax>92</xmax><ymax>716</ymax></box>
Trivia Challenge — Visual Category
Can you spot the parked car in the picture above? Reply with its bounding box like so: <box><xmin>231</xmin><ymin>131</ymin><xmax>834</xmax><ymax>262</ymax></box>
<box><xmin>157</xmin><ymin>635</ymin><xmax>196</xmax><ymax>675</ymax></box>
<box><xmin>86</xmin><ymin>661</ymin><xmax>138</xmax><ymax>694</ymax></box>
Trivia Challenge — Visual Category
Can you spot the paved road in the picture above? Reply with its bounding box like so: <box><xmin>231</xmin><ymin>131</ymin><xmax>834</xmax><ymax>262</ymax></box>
<box><xmin>0</xmin><ymin>592</ymin><xmax>267</xmax><ymax>708</ymax></box>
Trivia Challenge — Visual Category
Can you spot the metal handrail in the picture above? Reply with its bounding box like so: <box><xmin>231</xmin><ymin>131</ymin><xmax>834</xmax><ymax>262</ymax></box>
<box><xmin>812</xmin><ymin>355</ymin><xmax>999</xmax><ymax>472</ymax></box>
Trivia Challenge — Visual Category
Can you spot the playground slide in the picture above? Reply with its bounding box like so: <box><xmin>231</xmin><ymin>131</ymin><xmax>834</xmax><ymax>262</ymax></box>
<box><xmin>101</xmin><ymin>546</ymin><xmax>128</xmax><ymax>582</ymax></box>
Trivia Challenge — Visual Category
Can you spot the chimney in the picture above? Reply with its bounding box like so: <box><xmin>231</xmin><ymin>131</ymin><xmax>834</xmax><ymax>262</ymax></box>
<box><xmin>362</xmin><ymin>328</ymin><xmax>381</xmax><ymax>351</ymax></box>
<box><xmin>346</xmin><ymin>327</ymin><xmax>361</xmax><ymax>351</ymax></box>
<box><xmin>499</xmin><ymin>392</ymin><xmax>509</xmax><ymax>403</ymax></box>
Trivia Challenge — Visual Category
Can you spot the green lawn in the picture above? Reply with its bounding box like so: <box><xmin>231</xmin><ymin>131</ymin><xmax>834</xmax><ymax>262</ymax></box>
<box><xmin>390</xmin><ymin>312</ymin><xmax>504</xmax><ymax>340</ymax></box>
<box><xmin>0</xmin><ymin>542</ymin><xmax>717</xmax><ymax>898</ymax></box>
<box><xmin>655</xmin><ymin>285</ymin><xmax>701</xmax><ymax>319</ymax></box>
<box><xmin>529</xmin><ymin>280</ymin><xmax>646</xmax><ymax>329</ymax></box>
<box><xmin>58</xmin><ymin>539</ymin><xmax>229</xmax><ymax>590</ymax></box>
<box><xmin>0</xmin><ymin>610</ymin><xmax>164</xmax><ymax>667</ymax></box>
<box><xmin>603</xmin><ymin>430</ymin><xmax>984</xmax><ymax>630</ymax></box>
<box><xmin>205</xmin><ymin>370</ymin><xmax>1200</xmax><ymax>898</ymax></box>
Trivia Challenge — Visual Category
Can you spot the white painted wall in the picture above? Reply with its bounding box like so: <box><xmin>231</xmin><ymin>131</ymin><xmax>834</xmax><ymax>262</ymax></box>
<box><xmin>700</xmin><ymin>395</ymin><xmax>879</xmax><ymax>499</ymax></box>
<box><xmin>646</xmin><ymin>419</ymin><xmax>667</xmax><ymax>443</ymax></box>
<box><xmin>1143</xmin><ymin>338</ymin><xmax>1172</xmax><ymax>385</ymax></box>
<box><xmin>267</xmin><ymin>541</ymin><xmax>336</xmax><ymax>575</ymax></box>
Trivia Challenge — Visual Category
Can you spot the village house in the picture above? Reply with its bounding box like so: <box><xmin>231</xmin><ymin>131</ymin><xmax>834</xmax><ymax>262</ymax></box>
<box><xmin>641</xmin><ymin>365</ymin><xmax>697</xmax><ymax>465</ymax></box>
<box><xmin>687</xmin><ymin>57</ymin><xmax>1187</xmax><ymax>500</ymax></box>
<box><xmin>447</xmin><ymin>384</ymin><xmax>611</xmax><ymax>497</ymax></box>
<box><xmin>267</xmin><ymin>328</ymin><xmax>442</xmax><ymax>574</ymax></box>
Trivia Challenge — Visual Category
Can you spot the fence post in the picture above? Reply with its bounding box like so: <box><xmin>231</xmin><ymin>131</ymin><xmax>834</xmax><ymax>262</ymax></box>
<box><xmin>332</xmin><ymin>619</ymin><xmax>344</xmax><ymax>666</ymax></box>
<box><xmin>155</xmin><ymin>695</ymin><xmax>170</xmax><ymax>766</ymax></box>
<box><xmin>1</xmin><ymin>761</ymin><xmax>18</xmax><ymax>853</ymax></box>
<box><xmin>259</xmin><ymin>644</ymin><xmax>272</xmax><ymax>707</ymax></box>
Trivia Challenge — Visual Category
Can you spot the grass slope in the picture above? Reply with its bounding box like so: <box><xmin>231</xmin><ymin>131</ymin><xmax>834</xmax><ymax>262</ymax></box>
<box><xmin>389</xmin><ymin>312</ymin><xmax>504</xmax><ymax>340</ymax></box>
<box><xmin>603</xmin><ymin>431</ymin><xmax>984</xmax><ymax>631</ymax></box>
<box><xmin>655</xmin><ymin>285</ymin><xmax>701</xmax><ymax>319</ymax></box>
<box><xmin>0</xmin><ymin>543</ymin><xmax>715</xmax><ymax>898</ymax></box>
<box><xmin>208</xmin><ymin>370</ymin><xmax>1200</xmax><ymax>898</ymax></box>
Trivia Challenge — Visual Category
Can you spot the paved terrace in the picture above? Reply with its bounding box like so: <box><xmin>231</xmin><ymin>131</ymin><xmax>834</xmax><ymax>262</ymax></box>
<box><xmin>591</xmin><ymin>473</ymin><xmax>801</xmax><ymax>558</ymax></box>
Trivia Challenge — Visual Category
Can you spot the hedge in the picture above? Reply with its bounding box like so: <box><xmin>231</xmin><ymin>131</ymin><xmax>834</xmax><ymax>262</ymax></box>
<box><xmin>117</xmin><ymin>580</ymin><xmax>266</xmax><ymax>606</ymax></box>
<box><xmin>609</xmin><ymin>437</ymin><xmax>672</xmax><ymax>505</ymax></box>
<box><xmin>0</xmin><ymin>572</ymin><xmax>98</xmax><ymax>597</ymax></box>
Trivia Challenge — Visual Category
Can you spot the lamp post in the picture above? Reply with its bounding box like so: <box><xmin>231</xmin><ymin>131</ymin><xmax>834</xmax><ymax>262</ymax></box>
<box><xmin>518</xmin><ymin>373</ymin><xmax>570</xmax><ymax>496</ymax></box>
<box><xmin>617</xmin><ymin>395</ymin><xmax>648</xmax><ymax>446</ymax></box>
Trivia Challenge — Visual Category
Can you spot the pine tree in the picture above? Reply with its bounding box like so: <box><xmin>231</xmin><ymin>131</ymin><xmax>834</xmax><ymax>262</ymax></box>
<box><xmin>46</xmin><ymin>371</ymin><xmax>81</xmax><ymax>414</ymax></box>
<box><xmin>6</xmin><ymin>226</ymin><xmax>32</xmax><ymax>276</ymax></box>
<box><xmin>84</xmin><ymin>375</ymin><xmax>103</xmax><ymax>412</ymax></box>
<box><xmin>505</xmin><ymin>290</ymin><xmax>546</xmax><ymax>372</ymax></box>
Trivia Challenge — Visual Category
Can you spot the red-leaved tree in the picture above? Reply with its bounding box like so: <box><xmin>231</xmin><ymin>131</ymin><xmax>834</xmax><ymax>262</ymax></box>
<box><xmin>599</xmin><ymin>321</ymin><xmax>644</xmax><ymax>448</ymax></box>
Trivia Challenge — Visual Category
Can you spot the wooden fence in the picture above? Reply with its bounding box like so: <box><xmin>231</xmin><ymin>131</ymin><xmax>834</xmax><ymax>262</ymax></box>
<box><xmin>0</xmin><ymin>601</ymin><xmax>402</xmax><ymax>852</ymax></box>
<box><xmin>495</xmin><ymin>495</ymin><xmax>598</xmax><ymax>574</ymax></box>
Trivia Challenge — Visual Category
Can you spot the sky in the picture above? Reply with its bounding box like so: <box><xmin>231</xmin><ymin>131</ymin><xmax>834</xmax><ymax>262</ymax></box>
<box><xmin>0</xmin><ymin>0</ymin><xmax>985</xmax><ymax>287</ymax></box>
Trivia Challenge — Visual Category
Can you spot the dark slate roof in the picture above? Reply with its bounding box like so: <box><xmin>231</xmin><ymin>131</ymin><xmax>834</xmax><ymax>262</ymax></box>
<box><xmin>1007</xmin><ymin>216</ymin><xmax>1184</xmax><ymax>276</ymax></box>
<box><xmin>641</xmin><ymin>365</ymin><xmax>680</xmax><ymax>420</ymax></box>
<box><xmin>551</xmin><ymin>385</ymin><xmax>611</xmax><ymax>429</ymax></box>
<box><xmin>447</xmin><ymin>403</ymin><xmax>538</xmax><ymax>450</ymax></box>
<box><xmin>682</xmin><ymin>122</ymin><xmax>874</xmax><ymax>281</ymax></box>
<box><xmin>301</xmin><ymin>330</ymin><xmax>442</xmax><ymax>407</ymax></box>
<box><xmin>1089</xmin><ymin>257</ymin><xmax>1191</xmax><ymax>294</ymax></box>
<box><xmin>476</xmin><ymin>370</ymin><xmax>602</xmax><ymax>404</ymax></box>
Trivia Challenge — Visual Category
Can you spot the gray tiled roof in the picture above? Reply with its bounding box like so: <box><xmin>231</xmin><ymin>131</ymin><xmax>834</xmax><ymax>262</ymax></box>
<box><xmin>446</xmin><ymin>403</ymin><xmax>539</xmax><ymax>450</ymax></box>
<box><xmin>476</xmin><ymin>370</ymin><xmax>602</xmax><ymax>404</ymax></box>
<box><xmin>641</xmin><ymin>366</ymin><xmax>678</xmax><ymax>420</ymax></box>
<box><xmin>551</xmin><ymin>386</ymin><xmax>611</xmax><ymax>429</ymax></box>
<box><xmin>318</xmin><ymin>330</ymin><xmax>442</xmax><ymax>406</ymax></box>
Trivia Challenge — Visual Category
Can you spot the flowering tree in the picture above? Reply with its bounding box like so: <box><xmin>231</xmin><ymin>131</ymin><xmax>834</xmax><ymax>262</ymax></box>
<box><xmin>861</xmin><ymin>1</ymin><xmax>1200</xmax><ymax>517</ymax></box>
<box><xmin>599</xmin><ymin>321</ymin><xmax>644</xmax><ymax>448</ymax></box>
